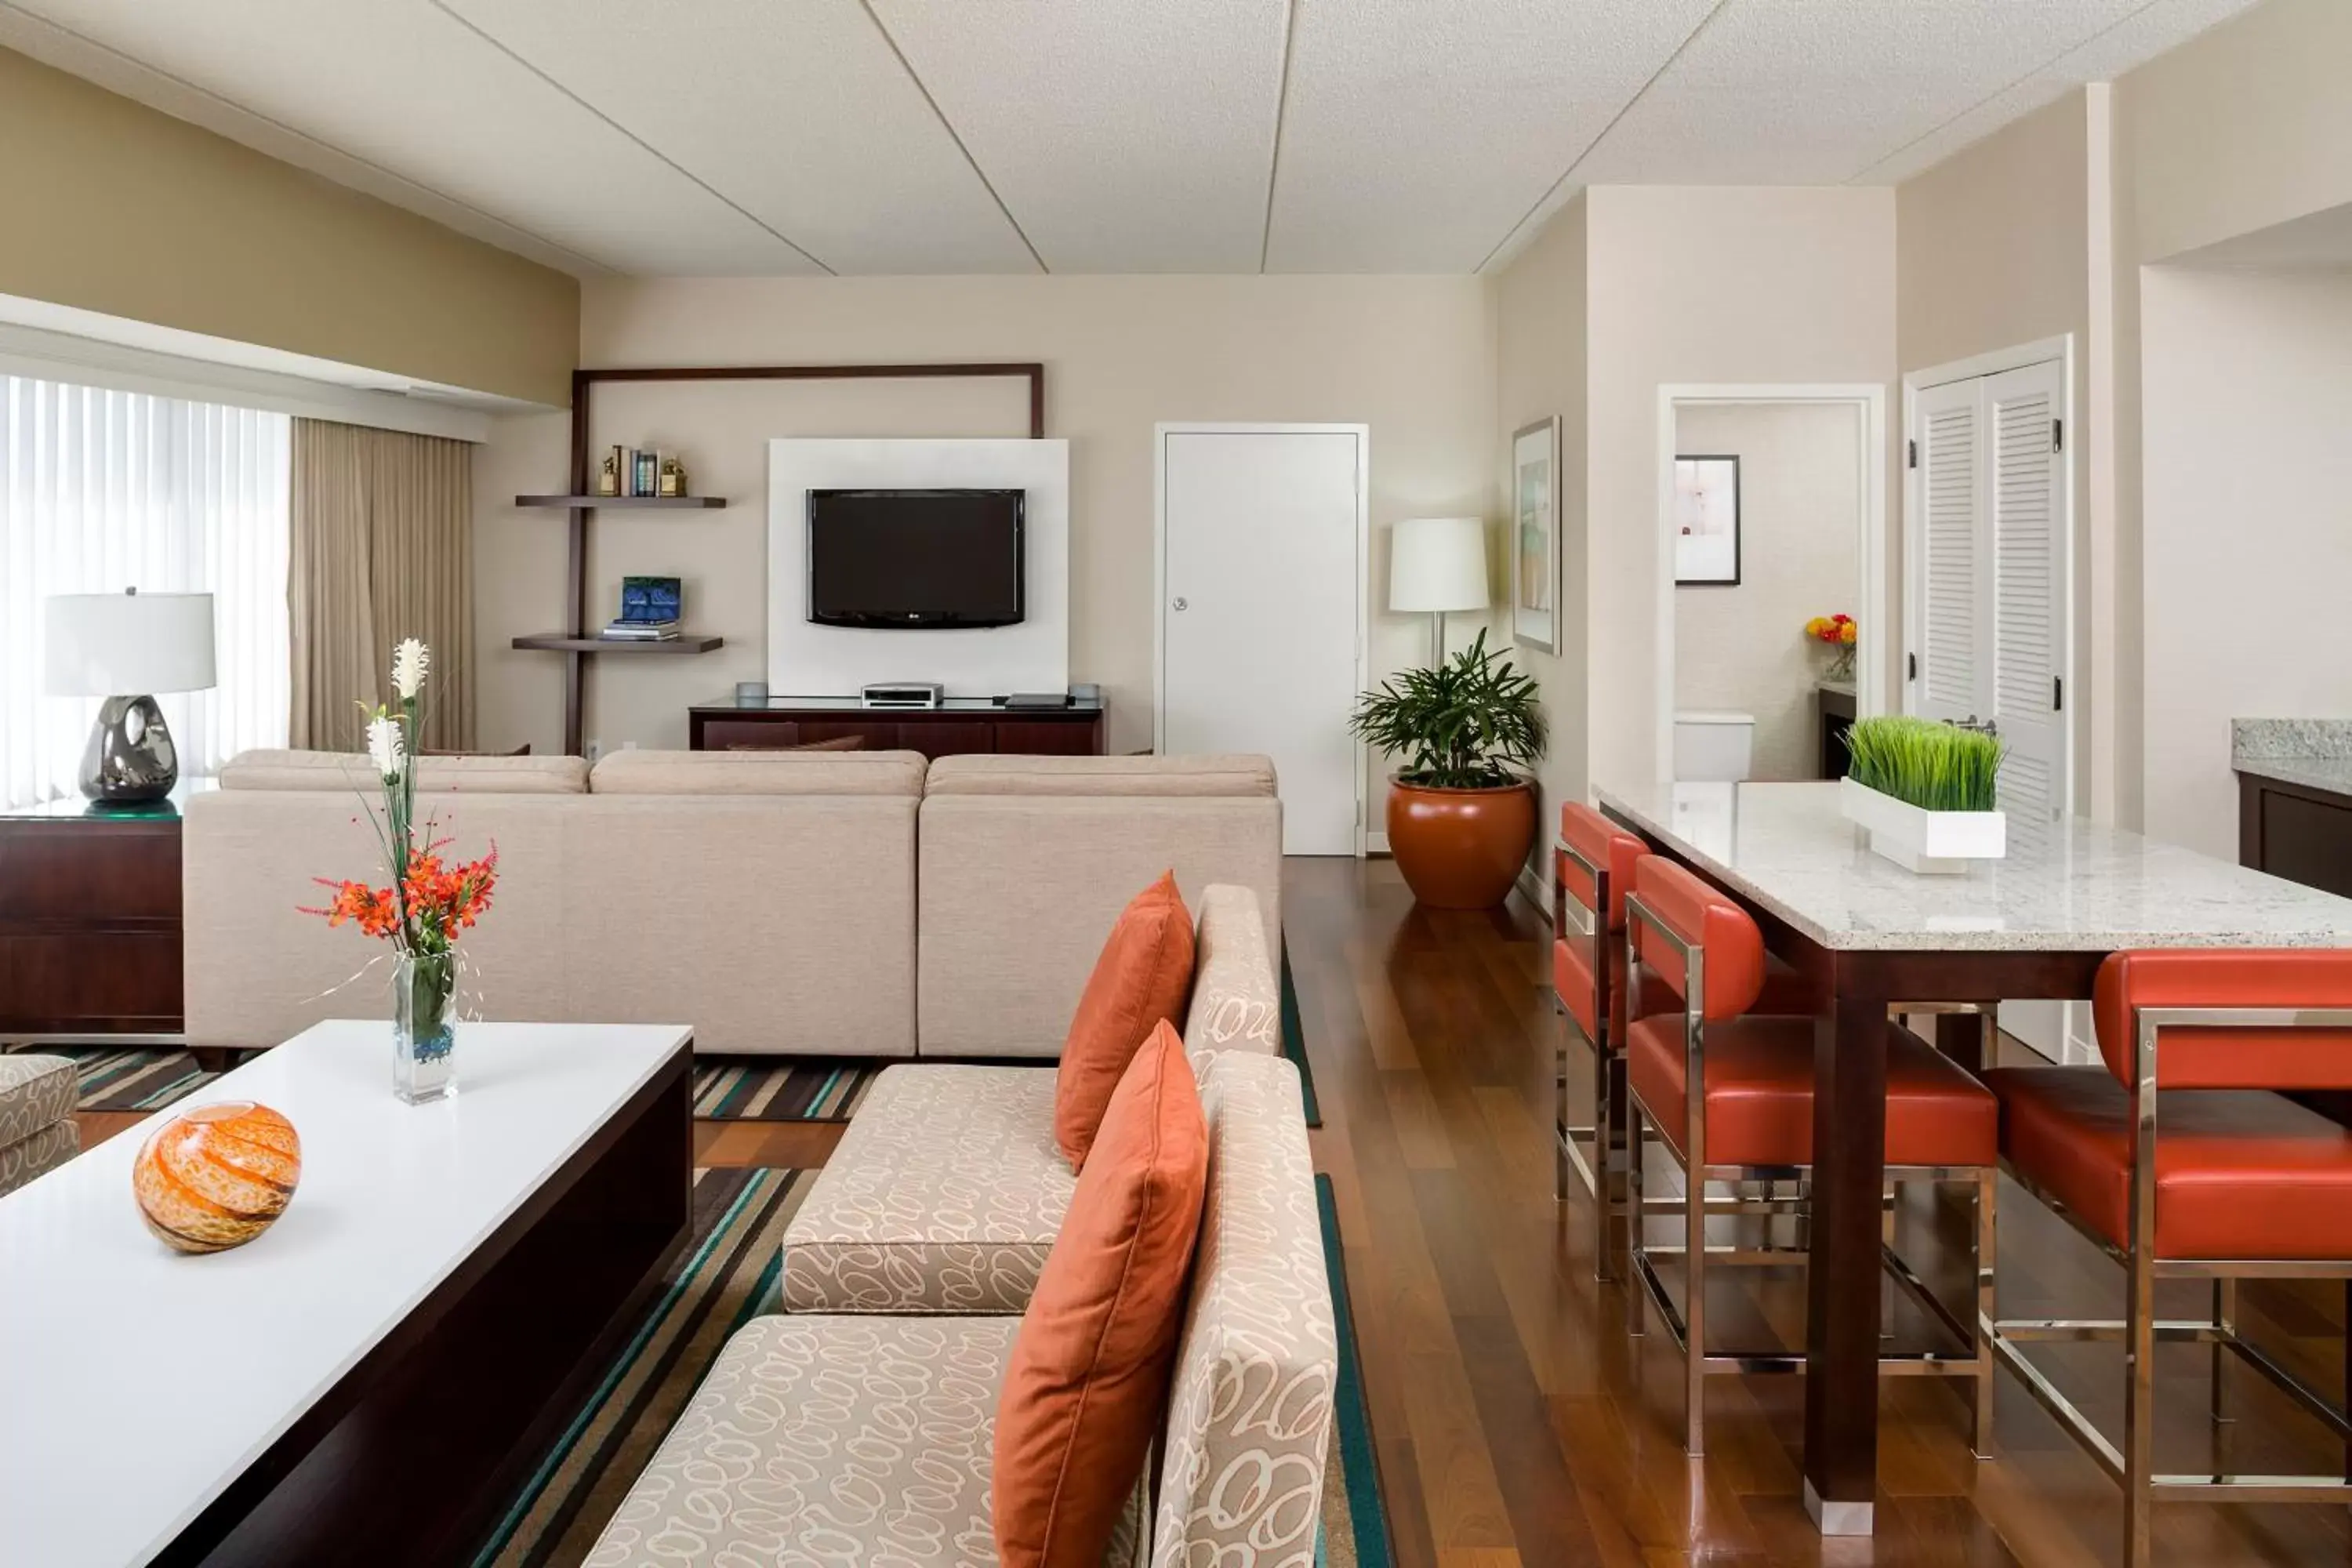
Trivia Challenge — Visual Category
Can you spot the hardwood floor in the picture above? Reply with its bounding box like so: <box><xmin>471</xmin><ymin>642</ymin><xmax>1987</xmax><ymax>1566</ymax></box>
<box><xmin>1286</xmin><ymin>854</ymin><xmax>2352</xmax><ymax>1568</ymax></box>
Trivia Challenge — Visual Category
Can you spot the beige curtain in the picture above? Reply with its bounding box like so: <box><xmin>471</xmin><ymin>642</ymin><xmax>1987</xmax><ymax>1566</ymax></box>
<box><xmin>289</xmin><ymin>419</ymin><xmax>474</xmax><ymax>750</ymax></box>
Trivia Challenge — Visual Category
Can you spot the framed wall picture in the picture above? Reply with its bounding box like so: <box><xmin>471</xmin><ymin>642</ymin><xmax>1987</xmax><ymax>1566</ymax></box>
<box><xmin>1511</xmin><ymin>416</ymin><xmax>1560</xmax><ymax>653</ymax></box>
<box><xmin>1673</xmin><ymin>454</ymin><xmax>1741</xmax><ymax>585</ymax></box>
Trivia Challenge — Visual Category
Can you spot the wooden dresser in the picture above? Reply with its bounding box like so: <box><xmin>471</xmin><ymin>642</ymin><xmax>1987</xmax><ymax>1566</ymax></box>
<box><xmin>688</xmin><ymin>695</ymin><xmax>1108</xmax><ymax>759</ymax></box>
<box><xmin>0</xmin><ymin>783</ymin><xmax>198</xmax><ymax>1041</ymax></box>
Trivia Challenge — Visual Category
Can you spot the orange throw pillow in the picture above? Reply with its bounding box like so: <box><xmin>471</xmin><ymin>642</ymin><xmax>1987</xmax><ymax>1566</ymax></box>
<box><xmin>995</xmin><ymin>1020</ymin><xmax>1207</xmax><ymax>1568</ymax></box>
<box><xmin>1055</xmin><ymin>871</ymin><xmax>1196</xmax><ymax>1168</ymax></box>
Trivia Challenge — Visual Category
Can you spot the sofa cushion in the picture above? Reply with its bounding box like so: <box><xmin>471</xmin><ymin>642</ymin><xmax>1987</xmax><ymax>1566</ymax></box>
<box><xmin>1150</xmin><ymin>1051</ymin><xmax>1335</xmax><ymax>1567</ymax></box>
<box><xmin>0</xmin><ymin>1120</ymin><xmax>78</xmax><ymax>1198</ymax></box>
<box><xmin>0</xmin><ymin>1054</ymin><xmax>78</xmax><ymax>1147</ymax></box>
<box><xmin>221</xmin><ymin>748</ymin><xmax>589</xmax><ymax>794</ymax></box>
<box><xmin>590</xmin><ymin>747</ymin><xmax>926</xmax><ymax>797</ymax></box>
<box><xmin>583</xmin><ymin>1314</ymin><xmax>1145</xmax><ymax>1568</ymax></box>
<box><xmin>1180</xmin><ymin>884</ymin><xmax>1282</xmax><ymax>1059</ymax></box>
<box><xmin>782</xmin><ymin>1064</ymin><xmax>1076</xmax><ymax>1314</ymax></box>
<box><xmin>926</xmin><ymin>753</ymin><xmax>1276</xmax><ymax>797</ymax></box>
<box><xmin>1056</xmin><ymin>872</ymin><xmax>1194</xmax><ymax>1167</ymax></box>
<box><xmin>995</xmin><ymin>1022</ymin><xmax>1206</xmax><ymax>1568</ymax></box>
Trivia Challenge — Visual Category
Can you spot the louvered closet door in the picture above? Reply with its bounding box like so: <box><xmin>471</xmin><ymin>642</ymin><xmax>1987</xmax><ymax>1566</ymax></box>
<box><xmin>1911</xmin><ymin>379</ymin><xmax>1992</xmax><ymax>726</ymax></box>
<box><xmin>1986</xmin><ymin>361</ymin><xmax>2067</xmax><ymax>847</ymax></box>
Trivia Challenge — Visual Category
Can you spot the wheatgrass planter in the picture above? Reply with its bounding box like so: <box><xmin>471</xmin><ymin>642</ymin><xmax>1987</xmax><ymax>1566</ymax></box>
<box><xmin>1839</xmin><ymin>776</ymin><xmax>2005</xmax><ymax>875</ymax></box>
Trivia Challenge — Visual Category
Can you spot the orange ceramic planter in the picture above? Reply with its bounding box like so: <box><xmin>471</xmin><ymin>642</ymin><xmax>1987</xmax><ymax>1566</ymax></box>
<box><xmin>132</xmin><ymin>1101</ymin><xmax>301</xmax><ymax>1254</ymax></box>
<box><xmin>1386</xmin><ymin>778</ymin><xmax>1537</xmax><ymax>909</ymax></box>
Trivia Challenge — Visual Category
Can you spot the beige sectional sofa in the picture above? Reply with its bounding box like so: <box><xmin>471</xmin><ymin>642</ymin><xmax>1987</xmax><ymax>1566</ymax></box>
<box><xmin>589</xmin><ymin>1049</ymin><xmax>1335</xmax><ymax>1568</ymax></box>
<box><xmin>183</xmin><ymin>747</ymin><xmax>1281</xmax><ymax>1060</ymax></box>
<box><xmin>0</xmin><ymin>1054</ymin><xmax>78</xmax><ymax>1198</ymax></box>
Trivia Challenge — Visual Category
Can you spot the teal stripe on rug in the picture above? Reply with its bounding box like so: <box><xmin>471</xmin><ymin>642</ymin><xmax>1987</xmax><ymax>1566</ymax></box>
<box><xmin>1317</xmin><ymin>1173</ymin><xmax>1393</xmax><ymax>1568</ymax></box>
<box><xmin>1281</xmin><ymin>939</ymin><xmax>1323</xmax><ymax>1128</ymax></box>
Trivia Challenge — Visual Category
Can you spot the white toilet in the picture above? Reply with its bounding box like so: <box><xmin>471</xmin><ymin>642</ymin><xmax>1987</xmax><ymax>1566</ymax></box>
<box><xmin>1673</xmin><ymin>710</ymin><xmax>1756</xmax><ymax>782</ymax></box>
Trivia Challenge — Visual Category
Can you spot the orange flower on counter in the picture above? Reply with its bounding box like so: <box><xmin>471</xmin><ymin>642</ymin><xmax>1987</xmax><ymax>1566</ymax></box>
<box><xmin>1804</xmin><ymin>613</ymin><xmax>1857</xmax><ymax>645</ymax></box>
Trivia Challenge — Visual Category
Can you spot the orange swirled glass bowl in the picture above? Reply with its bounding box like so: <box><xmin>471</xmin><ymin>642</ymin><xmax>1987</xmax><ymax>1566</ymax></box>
<box><xmin>132</xmin><ymin>1101</ymin><xmax>302</xmax><ymax>1254</ymax></box>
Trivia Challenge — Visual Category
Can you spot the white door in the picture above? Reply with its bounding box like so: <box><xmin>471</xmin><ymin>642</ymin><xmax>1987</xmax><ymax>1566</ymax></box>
<box><xmin>1906</xmin><ymin>357</ymin><xmax>2076</xmax><ymax>1058</ymax></box>
<box><xmin>1160</xmin><ymin>426</ymin><xmax>1363</xmax><ymax>855</ymax></box>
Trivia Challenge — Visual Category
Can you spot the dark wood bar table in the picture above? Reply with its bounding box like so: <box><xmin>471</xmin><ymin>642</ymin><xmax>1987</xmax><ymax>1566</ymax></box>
<box><xmin>1595</xmin><ymin>779</ymin><xmax>2352</xmax><ymax>1537</ymax></box>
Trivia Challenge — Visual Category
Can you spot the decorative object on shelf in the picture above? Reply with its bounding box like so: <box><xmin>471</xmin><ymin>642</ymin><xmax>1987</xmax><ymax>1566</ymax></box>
<box><xmin>1805</xmin><ymin>612</ymin><xmax>1859</xmax><ymax>684</ymax></box>
<box><xmin>42</xmin><ymin>590</ymin><xmax>217</xmax><ymax>804</ymax></box>
<box><xmin>604</xmin><ymin>575</ymin><xmax>683</xmax><ymax>641</ymax></box>
<box><xmin>1510</xmin><ymin>418</ymin><xmax>1559</xmax><ymax>653</ymax></box>
<box><xmin>1838</xmin><ymin>714</ymin><xmax>2005</xmax><ymax>873</ymax></box>
<box><xmin>1674</xmin><ymin>453</ymin><xmax>1741</xmax><ymax>585</ymax></box>
<box><xmin>596</xmin><ymin>450</ymin><xmax>621</xmax><ymax>497</ymax></box>
<box><xmin>132</xmin><ymin>1101</ymin><xmax>300</xmax><ymax>1253</ymax></box>
<box><xmin>299</xmin><ymin>638</ymin><xmax>499</xmax><ymax>1102</ymax></box>
<box><xmin>1349</xmin><ymin>627</ymin><xmax>1545</xmax><ymax>909</ymax></box>
<box><xmin>735</xmin><ymin>681</ymin><xmax>768</xmax><ymax>705</ymax></box>
<box><xmin>1389</xmin><ymin>515</ymin><xmax>1490</xmax><ymax>665</ymax></box>
<box><xmin>658</xmin><ymin>456</ymin><xmax>687</xmax><ymax>497</ymax></box>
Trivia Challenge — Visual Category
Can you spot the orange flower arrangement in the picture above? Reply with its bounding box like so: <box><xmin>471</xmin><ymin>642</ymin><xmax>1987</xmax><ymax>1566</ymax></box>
<box><xmin>1804</xmin><ymin>613</ymin><xmax>1858</xmax><ymax>647</ymax></box>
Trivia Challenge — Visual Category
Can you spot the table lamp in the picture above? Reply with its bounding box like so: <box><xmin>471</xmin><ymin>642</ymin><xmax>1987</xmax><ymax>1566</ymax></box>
<box><xmin>43</xmin><ymin>590</ymin><xmax>216</xmax><ymax>804</ymax></box>
<box><xmin>1388</xmin><ymin>516</ymin><xmax>1489</xmax><ymax>666</ymax></box>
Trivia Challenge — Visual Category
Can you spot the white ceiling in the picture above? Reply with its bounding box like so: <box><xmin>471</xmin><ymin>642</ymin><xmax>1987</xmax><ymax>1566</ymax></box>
<box><xmin>0</xmin><ymin>0</ymin><xmax>2260</xmax><ymax>278</ymax></box>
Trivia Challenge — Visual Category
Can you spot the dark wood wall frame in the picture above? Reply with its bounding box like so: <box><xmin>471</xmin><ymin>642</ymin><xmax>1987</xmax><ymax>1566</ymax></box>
<box><xmin>524</xmin><ymin>361</ymin><xmax>1050</xmax><ymax>755</ymax></box>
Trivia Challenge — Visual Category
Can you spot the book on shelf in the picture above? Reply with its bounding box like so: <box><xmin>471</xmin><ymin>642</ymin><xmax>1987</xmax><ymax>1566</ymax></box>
<box><xmin>600</xmin><ymin>619</ymin><xmax>680</xmax><ymax>641</ymax></box>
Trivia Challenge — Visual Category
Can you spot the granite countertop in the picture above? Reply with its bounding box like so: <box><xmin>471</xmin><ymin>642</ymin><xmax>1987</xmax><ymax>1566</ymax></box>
<box><xmin>1595</xmin><ymin>779</ymin><xmax>2352</xmax><ymax>953</ymax></box>
<box><xmin>2233</xmin><ymin>717</ymin><xmax>2352</xmax><ymax>797</ymax></box>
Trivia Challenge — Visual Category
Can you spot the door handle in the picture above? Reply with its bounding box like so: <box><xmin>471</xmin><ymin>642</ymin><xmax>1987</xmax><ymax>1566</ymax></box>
<box><xmin>1171</xmin><ymin>597</ymin><xmax>1189</xmax><ymax>612</ymax></box>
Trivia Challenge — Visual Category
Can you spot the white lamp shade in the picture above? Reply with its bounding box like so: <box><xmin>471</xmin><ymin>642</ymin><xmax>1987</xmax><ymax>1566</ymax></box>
<box><xmin>43</xmin><ymin>591</ymin><xmax>217</xmax><ymax>696</ymax></box>
<box><xmin>1388</xmin><ymin>516</ymin><xmax>1489</xmax><ymax>614</ymax></box>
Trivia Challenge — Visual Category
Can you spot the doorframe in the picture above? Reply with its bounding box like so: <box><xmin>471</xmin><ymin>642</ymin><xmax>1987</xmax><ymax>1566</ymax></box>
<box><xmin>1653</xmin><ymin>384</ymin><xmax>1890</xmax><ymax>783</ymax></box>
<box><xmin>1153</xmin><ymin>422</ymin><xmax>1372</xmax><ymax>855</ymax></box>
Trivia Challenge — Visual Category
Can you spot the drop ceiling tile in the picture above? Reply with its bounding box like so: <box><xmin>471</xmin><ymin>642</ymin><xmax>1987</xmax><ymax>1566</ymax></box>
<box><xmin>442</xmin><ymin>0</ymin><xmax>1036</xmax><ymax>274</ymax></box>
<box><xmin>1575</xmin><ymin>0</ymin><xmax>2146</xmax><ymax>187</ymax></box>
<box><xmin>9</xmin><ymin>0</ymin><xmax>815</xmax><ymax>275</ymax></box>
<box><xmin>1269</xmin><ymin>0</ymin><xmax>1719</xmax><ymax>273</ymax></box>
<box><xmin>866</xmin><ymin>0</ymin><xmax>1289</xmax><ymax>273</ymax></box>
<box><xmin>1855</xmin><ymin>0</ymin><xmax>2262</xmax><ymax>183</ymax></box>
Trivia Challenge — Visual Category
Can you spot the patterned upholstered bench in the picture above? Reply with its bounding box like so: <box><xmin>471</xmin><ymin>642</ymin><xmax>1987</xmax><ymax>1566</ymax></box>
<box><xmin>588</xmin><ymin>1050</ymin><xmax>1334</xmax><ymax>1568</ymax></box>
<box><xmin>0</xmin><ymin>1054</ymin><xmax>78</xmax><ymax>1197</ymax></box>
<box><xmin>780</xmin><ymin>882</ymin><xmax>1282</xmax><ymax>1316</ymax></box>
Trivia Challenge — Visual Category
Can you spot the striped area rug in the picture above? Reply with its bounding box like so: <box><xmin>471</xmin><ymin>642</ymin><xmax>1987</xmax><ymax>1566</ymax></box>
<box><xmin>475</xmin><ymin>1166</ymin><xmax>815</xmax><ymax>1566</ymax></box>
<box><xmin>689</xmin><ymin>1057</ymin><xmax>879</xmax><ymax>1120</ymax></box>
<box><xmin>31</xmin><ymin>1046</ymin><xmax>239</xmax><ymax>1113</ymax></box>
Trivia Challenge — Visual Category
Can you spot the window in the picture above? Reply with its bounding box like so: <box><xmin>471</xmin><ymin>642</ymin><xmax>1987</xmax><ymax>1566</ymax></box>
<box><xmin>0</xmin><ymin>376</ymin><xmax>291</xmax><ymax>810</ymax></box>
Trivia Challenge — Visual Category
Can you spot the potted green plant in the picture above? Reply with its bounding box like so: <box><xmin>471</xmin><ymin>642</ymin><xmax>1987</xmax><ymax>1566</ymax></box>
<box><xmin>1838</xmin><ymin>714</ymin><xmax>2006</xmax><ymax>873</ymax></box>
<box><xmin>1348</xmin><ymin>629</ymin><xmax>1545</xmax><ymax>908</ymax></box>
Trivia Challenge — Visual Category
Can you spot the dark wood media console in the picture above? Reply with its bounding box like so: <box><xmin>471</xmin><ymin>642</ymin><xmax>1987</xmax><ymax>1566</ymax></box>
<box><xmin>688</xmin><ymin>696</ymin><xmax>1106</xmax><ymax>759</ymax></box>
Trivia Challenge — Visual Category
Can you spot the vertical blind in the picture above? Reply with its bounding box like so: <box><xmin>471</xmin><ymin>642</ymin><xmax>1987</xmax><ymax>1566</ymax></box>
<box><xmin>0</xmin><ymin>376</ymin><xmax>292</xmax><ymax>810</ymax></box>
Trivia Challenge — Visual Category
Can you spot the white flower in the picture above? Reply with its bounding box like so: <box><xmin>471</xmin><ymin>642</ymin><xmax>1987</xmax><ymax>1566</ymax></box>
<box><xmin>366</xmin><ymin>712</ymin><xmax>406</xmax><ymax>781</ymax></box>
<box><xmin>391</xmin><ymin>638</ymin><xmax>430</xmax><ymax>700</ymax></box>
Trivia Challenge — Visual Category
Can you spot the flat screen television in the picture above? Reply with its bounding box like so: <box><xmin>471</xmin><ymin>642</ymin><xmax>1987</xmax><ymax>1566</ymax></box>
<box><xmin>806</xmin><ymin>488</ymin><xmax>1025</xmax><ymax>630</ymax></box>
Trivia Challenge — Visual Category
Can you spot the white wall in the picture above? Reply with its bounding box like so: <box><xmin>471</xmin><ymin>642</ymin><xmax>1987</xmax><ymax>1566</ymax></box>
<box><xmin>1671</xmin><ymin>401</ymin><xmax>1863</xmax><ymax>782</ymax></box>
<box><xmin>2140</xmin><ymin>264</ymin><xmax>2352</xmax><ymax>857</ymax></box>
<box><xmin>475</xmin><ymin>274</ymin><xmax>1497</xmax><ymax>761</ymax></box>
<box><xmin>1585</xmin><ymin>187</ymin><xmax>1897</xmax><ymax>790</ymax></box>
<box><xmin>1492</xmin><ymin>194</ymin><xmax>1588</xmax><ymax>874</ymax></box>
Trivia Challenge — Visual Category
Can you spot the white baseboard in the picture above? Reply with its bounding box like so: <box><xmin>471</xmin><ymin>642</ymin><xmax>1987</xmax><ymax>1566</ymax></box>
<box><xmin>1515</xmin><ymin>861</ymin><xmax>1549</xmax><ymax>923</ymax></box>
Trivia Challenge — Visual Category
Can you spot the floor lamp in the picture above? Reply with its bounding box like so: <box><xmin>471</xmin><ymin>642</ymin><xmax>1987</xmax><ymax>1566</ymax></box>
<box><xmin>1388</xmin><ymin>516</ymin><xmax>1490</xmax><ymax>666</ymax></box>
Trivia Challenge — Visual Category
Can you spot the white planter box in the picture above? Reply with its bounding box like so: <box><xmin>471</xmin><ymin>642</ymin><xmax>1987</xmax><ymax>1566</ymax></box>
<box><xmin>1838</xmin><ymin>777</ymin><xmax>2005</xmax><ymax>874</ymax></box>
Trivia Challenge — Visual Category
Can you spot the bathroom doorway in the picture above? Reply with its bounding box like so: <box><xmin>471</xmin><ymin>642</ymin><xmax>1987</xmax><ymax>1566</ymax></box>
<box><xmin>1654</xmin><ymin>387</ymin><xmax>1886</xmax><ymax>783</ymax></box>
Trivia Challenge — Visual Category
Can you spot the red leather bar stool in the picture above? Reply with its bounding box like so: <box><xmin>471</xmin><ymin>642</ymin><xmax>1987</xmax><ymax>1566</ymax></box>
<box><xmin>1552</xmin><ymin>802</ymin><xmax>1828</xmax><ymax>1280</ymax></box>
<box><xmin>1983</xmin><ymin>949</ymin><xmax>2352</xmax><ymax>1568</ymax></box>
<box><xmin>1621</xmin><ymin>856</ymin><xmax>2000</xmax><ymax>1457</ymax></box>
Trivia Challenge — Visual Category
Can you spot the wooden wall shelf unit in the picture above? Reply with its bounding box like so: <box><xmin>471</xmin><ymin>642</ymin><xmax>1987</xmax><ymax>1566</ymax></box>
<box><xmin>517</xmin><ymin>361</ymin><xmax>1048</xmax><ymax>755</ymax></box>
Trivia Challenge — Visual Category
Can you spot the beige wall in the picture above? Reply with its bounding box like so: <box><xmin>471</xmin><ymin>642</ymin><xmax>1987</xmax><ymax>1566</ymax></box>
<box><xmin>476</xmin><ymin>274</ymin><xmax>1500</xmax><ymax>766</ymax></box>
<box><xmin>0</xmin><ymin>45</ymin><xmax>578</xmax><ymax>406</ymax></box>
<box><xmin>1492</xmin><ymin>194</ymin><xmax>1588</xmax><ymax>865</ymax></box>
<box><xmin>1672</xmin><ymin>401</ymin><xmax>1863</xmax><ymax>782</ymax></box>
<box><xmin>2139</xmin><ymin>265</ymin><xmax>2352</xmax><ymax>858</ymax></box>
<box><xmin>2125</xmin><ymin>0</ymin><xmax>2352</xmax><ymax>265</ymax></box>
<box><xmin>1584</xmin><ymin>186</ymin><xmax>1896</xmax><ymax>789</ymax></box>
<box><xmin>1894</xmin><ymin>89</ymin><xmax>2103</xmax><ymax>815</ymax></box>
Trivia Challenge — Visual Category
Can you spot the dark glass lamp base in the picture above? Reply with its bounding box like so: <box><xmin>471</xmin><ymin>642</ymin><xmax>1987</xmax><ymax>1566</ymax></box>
<box><xmin>80</xmin><ymin>694</ymin><xmax>180</xmax><ymax>804</ymax></box>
